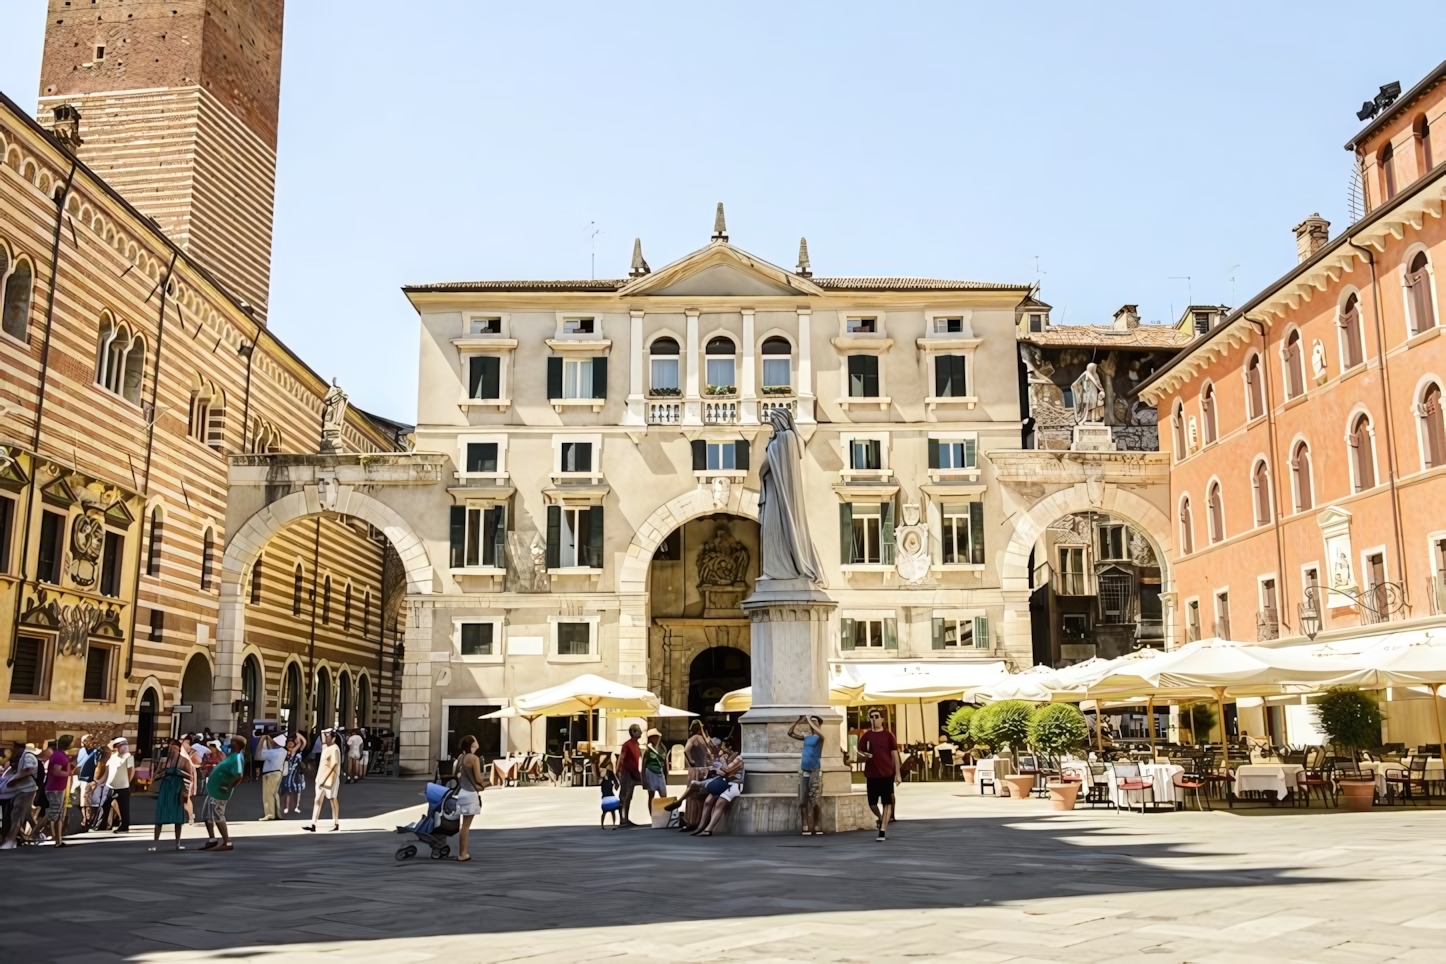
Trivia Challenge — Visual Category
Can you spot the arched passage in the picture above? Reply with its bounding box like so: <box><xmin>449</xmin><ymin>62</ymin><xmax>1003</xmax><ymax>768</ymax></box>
<box><xmin>136</xmin><ymin>686</ymin><xmax>160</xmax><ymax>763</ymax></box>
<box><xmin>178</xmin><ymin>652</ymin><xmax>213</xmax><ymax>736</ymax></box>
<box><xmin>688</xmin><ymin>646</ymin><xmax>751</xmax><ymax>737</ymax></box>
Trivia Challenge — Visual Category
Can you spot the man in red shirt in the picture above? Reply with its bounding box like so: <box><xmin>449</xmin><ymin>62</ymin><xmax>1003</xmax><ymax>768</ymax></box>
<box><xmin>856</xmin><ymin>708</ymin><xmax>901</xmax><ymax>841</ymax></box>
<box><xmin>617</xmin><ymin>724</ymin><xmax>643</xmax><ymax>827</ymax></box>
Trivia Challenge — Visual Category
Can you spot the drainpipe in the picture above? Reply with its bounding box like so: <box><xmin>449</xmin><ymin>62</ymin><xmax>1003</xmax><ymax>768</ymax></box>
<box><xmin>7</xmin><ymin>164</ymin><xmax>76</xmax><ymax>669</ymax></box>
<box><xmin>1345</xmin><ymin>238</ymin><xmax>1411</xmax><ymax>605</ymax></box>
<box><xmin>1246</xmin><ymin>315</ymin><xmax>1291</xmax><ymax>632</ymax></box>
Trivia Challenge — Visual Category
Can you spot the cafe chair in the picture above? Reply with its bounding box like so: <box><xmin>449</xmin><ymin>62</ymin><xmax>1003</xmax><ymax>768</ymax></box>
<box><xmin>1114</xmin><ymin>762</ymin><xmax>1155</xmax><ymax>813</ymax></box>
<box><xmin>1384</xmin><ymin>756</ymin><xmax>1430</xmax><ymax>806</ymax></box>
<box><xmin>1171</xmin><ymin>770</ymin><xmax>1209</xmax><ymax>811</ymax></box>
<box><xmin>1294</xmin><ymin>764</ymin><xmax>1335</xmax><ymax>808</ymax></box>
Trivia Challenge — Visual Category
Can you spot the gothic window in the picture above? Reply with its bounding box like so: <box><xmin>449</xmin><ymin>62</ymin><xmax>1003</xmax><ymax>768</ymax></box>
<box><xmin>1339</xmin><ymin>294</ymin><xmax>1365</xmax><ymax>371</ymax></box>
<box><xmin>293</xmin><ymin>564</ymin><xmax>304</xmax><ymax>616</ymax></box>
<box><xmin>188</xmin><ymin>382</ymin><xmax>226</xmax><ymax>450</ymax></box>
<box><xmin>1207</xmin><ymin>482</ymin><xmax>1224</xmax><ymax>544</ymax></box>
<box><xmin>1252</xmin><ymin>460</ymin><xmax>1272</xmax><ymax>527</ymax></box>
<box><xmin>1292</xmin><ymin>442</ymin><xmax>1314</xmax><ymax>512</ymax></box>
<box><xmin>200</xmin><ymin>526</ymin><xmax>214</xmax><ymax>591</ymax></box>
<box><xmin>1406</xmin><ymin>251</ymin><xmax>1436</xmax><ymax>335</ymax></box>
<box><xmin>1171</xmin><ymin>401</ymin><xmax>1186</xmax><ymax>460</ymax></box>
<box><xmin>1201</xmin><ymin>383</ymin><xmax>1218</xmax><ymax>444</ymax></box>
<box><xmin>94</xmin><ymin>313</ymin><xmax>146</xmax><ymax>404</ymax></box>
<box><xmin>250</xmin><ymin>555</ymin><xmax>263</xmax><ymax>605</ymax></box>
<box><xmin>1421</xmin><ymin>382</ymin><xmax>1446</xmax><ymax>469</ymax></box>
<box><xmin>1381</xmin><ymin>141</ymin><xmax>1397</xmax><ymax>200</ymax></box>
<box><xmin>1245</xmin><ymin>353</ymin><xmax>1264</xmax><ymax>420</ymax></box>
<box><xmin>1</xmin><ymin>251</ymin><xmax>33</xmax><ymax>341</ymax></box>
<box><xmin>322</xmin><ymin>575</ymin><xmax>332</xmax><ymax>624</ymax></box>
<box><xmin>1349</xmin><ymin>413</ymin><xmax>1376</xmax><ymax>491</ymax></box>
<box><xmin>344</xmin><ymin>582</ymin><xmax>352</xmax><ymax>631</ymax></box>
<box><xmin>1284</xmin><ymin>330</ymin><xmax>1305</xmax><ymax>399</ymax></box>
<box><xmin>1417</xmin><ymin>114</ymin><xmax>1434</xmax><ymax>173</ymax></box>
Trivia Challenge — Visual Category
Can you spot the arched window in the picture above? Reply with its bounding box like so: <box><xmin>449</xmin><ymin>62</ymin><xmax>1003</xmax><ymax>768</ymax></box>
<box><xmin>1201</xmin><ymin>384</ymin><xmax>1218</xmax><ymax>444</ymax></box>
<box><xmin>122</xmin><ymin>336</ymin><xmax>145</xmax><ymax>404</ymax></box>
<box><xmin>240</xmin><ymin>656</ymin><xmax>261</xmax><ymax>723</ymax></box>
<box><xmin>1207</xmin><ymin>481</ymin><xmax>1225</xmax><ymax>544</ymax></box>
<box><xmin>1381</xmin><ymin>141</ymin><xmax>1397</xmax><ymax>200</ymax></box>
<box><xmin>1245</xmin><ymin>353</ymin><xmax>1264</xmax><ymax>420</ymax></box>
<box><xmin>292</xmin><ymin>564</ymin><xmax>304</xmax><ymax>616</ymax></box>
<box><xmin>1</xmin><ymin>255</ymin><xmax>33</xmax><ymax>341</ymax></box>
<box><xmin>1171</xmin><ymin>401</ymin><xmax>1186</xmax><ymax>461</ymax></box>
<box><xmin>1406</xmin><ymin>251</ymin><xmax>1436</xmax><ymax>335</ymax></box>
<box><xmin>358</xmin><ymin>675</ymin><xmax>371</xmax><ymax>728</ymax></box>
<box><xmin>1339</xmin><ymin>294</ymin><xmax>1364</xmax><ymax>370</ymax></box>
<box><xmin>1421</xmin><ymin>382</ymin><xmax>1446</xmax><ymax>469</ymax></box>
<box><xmin>200</xmin><ymin>526</ymin><xmax>214</xmax><ymax>591</ymax></box>
<box><xmin>363</xmin><ymin>591</ymin><xmax>372</xmax><ymax>638</ymax></box>
<box><xmin>93</xmin><ymin>314</ymin><xmax>146</xmax><ymax>404</ymax></box>
<box><xmin>250</xmin><ymin>555</ymin><xmax>263</xmax><ymax>605</ymax></box>
<box><xmin>1252</xmin><ymin>460</ymin><xmax>1272</xmax><ymax>526</ymax></box>
<box><xmin>1349</xmin><ymin>413</ymin><xmax>1376</xmax><ymax>491</ymax></box>
<box><xmin>1179</xmin><ymin>497</ymin><xmax>1194</xmax><ymax>555</ymax></box>
<box><xmin>343</xmin><ymin>583</ymin><xmax>353</xmax><ymax>632</ymax></box>
<box><xmin>188</xmin><ymin>382</ymin><xmax>226</xmax><ymax>449</ymax></box>
<box><xmin>704</xmin><ymin>336</ymin><xmax>736</xmax><ymax>393</ymax></box>
<box><xmin>760</xmin><ymin>336</ymin><xmax>793</xmax><ymax>393</ymax></box>
<box><xmin>648</xmin><ymin>336</ymin><xmax>679</xmax><ymax>395</ymax></box>
<box><xmin>146</xmin><ymin>506</ymin><xmax>164</xmax><ymax>576</ymax></box>
<box><xmin>1284</xmin><ymin>329</ymin><xmax>1305</xmax><ymax>398</ymax></box>
<box><xmin>321</xmin><ymin>575</ymin><xmax>332</xmax><ymax>624</ymax></box>
<box><xmin>1292</xmin><ymin>442</ymin><xmax>1314</xmax><ymax>512</ymax></box>
<box><xmin>338</xmin><ymin>672</ymin><xmax>353</xmax><ymax>729</ymax></box>
<box><xmin>1417</xmin><ymin>114</ymin><xmax>1434</xmax><ymax>173</ymax></box>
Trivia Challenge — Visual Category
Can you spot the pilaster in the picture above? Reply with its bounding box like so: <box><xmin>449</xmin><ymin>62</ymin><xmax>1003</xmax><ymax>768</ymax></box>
<box><xmin>398</xmin><ymin>598</ymin><xmax>435</xmax><ymax>776</ymax></box>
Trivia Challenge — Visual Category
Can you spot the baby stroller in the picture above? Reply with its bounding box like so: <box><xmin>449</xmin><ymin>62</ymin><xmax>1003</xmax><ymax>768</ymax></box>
<box><xmin>394</xmin><ymin>780</ymin><xmax>460</xmax><ymax>860</ymax></box>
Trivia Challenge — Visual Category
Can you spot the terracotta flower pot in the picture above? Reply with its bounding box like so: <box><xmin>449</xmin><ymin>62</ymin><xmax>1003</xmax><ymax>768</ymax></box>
<box><xmin>1046</xmin><ymin>781</ymin><xmax>1080</xmax><ymax>811</ymax></box>
<box><xmin>1339</xmin><ymin>778</ymin><xmax>1376</xmax><ymax>812</ymax></box>
<box><xmin>959</xmin><ymin>766</ymin><xmax>977</xmax><ymax>785</ymax></box>
<box><xmin>1002</xmin><ymin>774</ymin><xmax>1035</xmax><ymax>800</ymax></box>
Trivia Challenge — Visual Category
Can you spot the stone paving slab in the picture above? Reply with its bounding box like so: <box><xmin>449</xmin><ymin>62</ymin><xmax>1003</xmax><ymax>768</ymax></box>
<box><xmin>3</xmin><ymin>782</ymin><xmax>1446</xmax><ymax>961</ymax></box>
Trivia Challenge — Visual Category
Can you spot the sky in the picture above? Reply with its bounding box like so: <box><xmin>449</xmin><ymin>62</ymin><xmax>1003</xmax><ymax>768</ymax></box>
<box><xmin>4</xmin><ymin>1</ymin><xmax>1446</xmax><ymax>423</ymax></box>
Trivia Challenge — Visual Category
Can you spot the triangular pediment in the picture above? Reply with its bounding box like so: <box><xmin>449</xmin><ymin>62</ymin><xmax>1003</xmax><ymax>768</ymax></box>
<box><xmin>40</xmin><ymin>474</ymin><xmax>77</xmax><ymax>507</ymax></box>
<box><xmin>620</xmin><ymin>242</ymin><xmax>823</xmax><ymax>298</ymax></box>
<box><xmin>0</xmin><ymin>447</ymin><xmax>29</xmax><ymax>492</ymax></box>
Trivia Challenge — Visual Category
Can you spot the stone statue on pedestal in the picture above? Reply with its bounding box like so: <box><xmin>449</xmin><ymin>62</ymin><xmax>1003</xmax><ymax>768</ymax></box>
<box><xmin>319</xmin><ymin>379</ymin><xmax>348</xmax><ymax>454</ymax></box>
<box><xmin>1073</xmin><ymin>363</ymin><xmax>1106</xmax><ymax>424</ymax></box>
<box><xmin>757</xmin><ymin>407</ymin><xmax>823</xmax><ymax>586</ymax></box>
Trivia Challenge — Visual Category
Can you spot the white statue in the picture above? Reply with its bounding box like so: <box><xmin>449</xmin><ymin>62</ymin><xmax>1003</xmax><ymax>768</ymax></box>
<box><xmin>894</xmin><ymin>503</ymin><xmax>930</xmax><ymax>584</ymax></box>
<box><xmin>1311</xmin><ymin>340</ymin><xmax>1328</xmax><ymax>384</ymax></box>
<box><xmin>319</xmin><ymin>379</ymin><xmax>348</xmax><ymax>454</ymax></box>
<box><xmin>1073</xmin><ymin>362</ymin><xmax>1106</xmax><ymax>423</ymax></box>
<box><xmin>1332</xmin><ymin>548</ymin><xmax>1353</xmax><ymax>589</ymax></box>
<box><xmin>756</xmin><ymin>407</ymin><xmax>823</xmax><ymax>585</ymax></box>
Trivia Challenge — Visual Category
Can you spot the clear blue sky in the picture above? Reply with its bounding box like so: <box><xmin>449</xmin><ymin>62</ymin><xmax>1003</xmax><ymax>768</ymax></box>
<box><xmin>4</xmin><ymin>2</ymin><xmax>1445</xmax><ymax>423</ymax></box>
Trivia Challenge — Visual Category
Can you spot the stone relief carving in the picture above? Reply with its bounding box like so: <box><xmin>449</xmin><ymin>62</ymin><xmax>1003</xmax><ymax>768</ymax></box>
<box><xmin>505</xmin><ymin>532</ymin><xmax>550</xmax><ymax>592</ymax></box>
<box><xmin>19</xmin><ymin>587</ymin><xmax>124</xmax><ymax>658</ymax></box>
<box><xmin>319</xmin><ymin>379</ymin><xmax>348</xmax><ymax>455</ymax></box>
<box><xmin>1128</xmin><ymin>530</ymin><xmax>1155</xmax><ymax>567</ymax></box>
<box><xmin>697</xmin><ymin>526</ymin><xmax>749</xmax><ymax>588</ymax></box>
<box><xmin>67</xmin><ymin>509</ymin><xmax>105</xmax><ymax>588</ymax></box>
<box><xmin>894</xmin><ymin>502</ymin><xmax>930</xmax><ymax>584</ymax></box>
<box><xmin>1311</xmin><ymin>340</ymin><xmax>1328</xmax><ymax>385</ymax></box>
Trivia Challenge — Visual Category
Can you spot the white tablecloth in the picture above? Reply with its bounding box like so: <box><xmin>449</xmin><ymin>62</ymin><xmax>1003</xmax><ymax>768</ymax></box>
<box><xmin>1232</xmin><ymin>763</ymin><xmax>1305</xmax><ymax>798</ymax></box>
<box><xmin>1358</xmin><ymin>759</ymin><xmax>1446</xmax><ymax>796</ymax></box>
<box><xmin>1108</xmin><ymin>763</ymin><xmax>1182</xmax><ymax>807</ymax></box>
<box><xmin>973</xmin><ymin>757</ymin><xmax>1013</xmax><ymax>793</ymax></box>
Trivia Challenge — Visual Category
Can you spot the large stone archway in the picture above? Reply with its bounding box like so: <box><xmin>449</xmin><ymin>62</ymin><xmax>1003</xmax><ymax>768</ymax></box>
<box><xmin>213</xmin><ymin>477</ymin><xmax>437</xmax><ymax>735</ymax></box>
<box><xmin>1000</xmin><ymin>484</ymin><xmax>1173</xmax><ymax>593</ymax></box>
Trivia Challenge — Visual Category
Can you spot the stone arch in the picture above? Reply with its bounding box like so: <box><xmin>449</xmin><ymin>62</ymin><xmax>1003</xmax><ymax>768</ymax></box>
<box><xmin>1000</xmin><ymin>484</ymin><xmax>1173</xmax><ymax>594</ymax></box>
<box><xmin>618</xmin><ymin>485</ymin><xmax>760</xmax><ymax>594</ymax></box>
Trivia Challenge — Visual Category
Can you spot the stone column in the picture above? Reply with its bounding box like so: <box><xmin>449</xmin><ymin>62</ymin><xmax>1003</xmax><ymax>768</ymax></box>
<box><xmin>684</xmin><ymin>308</ymin><xmax>702</xmax><ymax>426</ymax></box>
<box><xmin>733</xmin><ymin>578</ymin><xmax>870</xmax><ymax>833</ymax></box>
<box><xmin>397</xmin><ymin>598</ymin><xmax>435</xmax><ymax>776</ymax></box>
<box><xmin>211</xmin><ymin>574</ymin><xmax>245</xmax><ymax>732</ymax></box>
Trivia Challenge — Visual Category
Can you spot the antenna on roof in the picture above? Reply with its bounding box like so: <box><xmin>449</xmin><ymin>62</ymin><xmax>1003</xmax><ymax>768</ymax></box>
<box><xmin>796</xmin><ymin>237</ymin><xmax>811</xmax><ymax>277</ymax></box>
<box><xmin>711</xmin><ymin>203</ymin><xmax>728</xmax><ymax>243</ymax></box>
<box><xmin>588</xmin><ymin>221</ymin><xmax>602</xmax><ymax>280</ymax></box>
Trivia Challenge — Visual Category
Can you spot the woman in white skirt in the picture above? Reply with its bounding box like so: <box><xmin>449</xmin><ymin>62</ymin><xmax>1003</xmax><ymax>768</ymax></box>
<box><xmin>454</xmin><ymin>735</ymin><xmax>485</xmax><ymax>862</ymax></box>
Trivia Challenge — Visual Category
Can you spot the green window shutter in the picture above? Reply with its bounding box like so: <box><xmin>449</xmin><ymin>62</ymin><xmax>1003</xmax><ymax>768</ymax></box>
<box><xmin>546</xmin><ymin>357</ymin><xmax>563</xmax><ymax>399</ymax></box>
<box><xmin>586</xmin><ymin>504</ymin><xmax>604</xmax><ymax>568</ymax></box>
<box><xmin>883</xmin><ymin>618</ymin><xmax>898</xmax><ymax>650</ymax></box>
<box><xmin>576</xmin><ymin>442</ymin><xmax>592</xmax><ymax>473</ymax></box>
<box><xmin>591</xmin><ymin>356</ymin><xmax>608</xmax><ymax>399</ymax></box>
<box><xmin>840</xmin><ymin>617</ymin><xmax>856</xmax><ymax>651</ymax></box>
<box><xmin>881</xmin><ymin>500</ymin><xmax>895</xmax><ymax>565</ymax></box>
<box><xmin>932</xmin><ymin>617</ymin><xmax>945</xmax><ymax>650</ymax></box>
<box><xmin>545</xmin><ymin>505</ymin><xmax>561</xmax><ymax>569</ymax></box>
<box><xmin>734</xmin><ymin>439</ymin><xmax>749</xmax><ymax>471</ymax></box>
<box><xmin>839</xmin><ymin>502</ymin><xmax>853</xmax><ymax>565</ymax></box>
<box><xmin>973</xmin><ymin>615</ymin><xmax>990</xmax><ymax>650</ymax></box>
<box><xmin>691</xmin><ymin>440</ymin><xmax>706</xmax><ymax>471</ymax></box>
<box><xmin>928</xmin><ymin>438</ymin><xmax>940</xmax><ymax>469</ymax></box>
<box><xmin>969</xmin><ymin>501</ymin><xmax>985</xmax><ymax>565</ymax></box>
<box><xmin>964</xmin><ymin>437</ymin><xmax>977</xmax><ymax>467</ymax></box>
<box><xmin>468</xmin><ymin>356</ymin><xmax>484</xmax><ymax>398</ymax></box>
<box><xmin>449</xmin><ymin>506</ymin><xmax>465</xmax><ymax>570</ymax></box>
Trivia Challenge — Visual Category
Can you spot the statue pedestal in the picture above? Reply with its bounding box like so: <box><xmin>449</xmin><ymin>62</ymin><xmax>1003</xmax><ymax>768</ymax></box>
<box><xmin>733</xmin><ymin>578</ymin><xmax>872</xmax><ymax>833</ymax></box>
<box><xmin>1071</xmin><ymin>423</ymin><xmax>1114</xmax><ymax>452</ymax></box>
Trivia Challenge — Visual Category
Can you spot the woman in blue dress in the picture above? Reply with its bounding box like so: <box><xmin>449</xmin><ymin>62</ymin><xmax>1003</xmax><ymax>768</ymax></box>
<box><xmin>148</xmin><ymin>738</ymin><xmax>194</xmax><ymax>851</ymax></box>
<box><xmin>279</xmin><ymin>733</ymin><xmax>307</xmax><ymax>816</ymax></box>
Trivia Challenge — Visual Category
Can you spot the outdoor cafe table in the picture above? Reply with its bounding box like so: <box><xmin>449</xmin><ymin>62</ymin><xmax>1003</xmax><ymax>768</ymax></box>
<box><xmin>490</xmin><ymin>756</ymin><xmax>521</xmax><ymax>786</ymax></box>
<box><xmin>1232</xmin><ymin>763</ymin><xmax>1306</xmax><ymax>801</ymax></box>
<box><xmin>1358</xmin><ymin>758</ymin><xmax>1446</xmax><ymax>797</ymax></box>
<box><xmin>1108</xmin><ymin>762</ymin><xmax>1182</xmax><ymax>809</ymax></box>
<box><xmin>973</xmin><ymin>757</ymin><xmax>1013</xmax><ymax>793</ymax></box>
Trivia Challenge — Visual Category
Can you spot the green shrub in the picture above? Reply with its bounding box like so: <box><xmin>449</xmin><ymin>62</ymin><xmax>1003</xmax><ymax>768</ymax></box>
<box><xmin>973</xmin><ymin>700</ymin><xmax>1035</xmax><ymax>761</ymax></box>
<box><xmin>1029</xmin><ymin>703</ymin><xmax>1088</xmax><ymax>761</ymax></box>
<box><xmin>1314</xmin><ymin>688</ymin><xmax>1383</xmax><ymax>762</ymax></box>
<box><xmin>944</xmin><ymin>706</ymin><xmax>974</xmax><ymax>745</ymax></box>
<box><xmin>1183</xmin><ymin>702</ymin><xmax>1216</xmax><ymax>742</ymax></box>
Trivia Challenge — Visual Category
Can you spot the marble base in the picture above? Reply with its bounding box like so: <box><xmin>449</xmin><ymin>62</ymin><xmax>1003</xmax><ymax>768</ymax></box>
<box><xmin>727</xmin><ymin>791</ymin><xmax>875</xmax><ymax>834</ymax></box>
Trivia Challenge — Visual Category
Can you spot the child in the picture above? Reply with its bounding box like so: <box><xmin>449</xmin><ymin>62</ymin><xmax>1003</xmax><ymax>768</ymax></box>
<box><xmin>599</xmin><ymin>768</ymin><xmax>621</xmax><ymax>827</ymax></box>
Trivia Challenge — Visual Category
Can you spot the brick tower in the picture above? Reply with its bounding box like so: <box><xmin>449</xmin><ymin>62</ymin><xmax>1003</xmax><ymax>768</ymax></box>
<box><xmin>38</xmin><ymin>0</ymin><xmax>284</xmax><ymax>322</ymax></box>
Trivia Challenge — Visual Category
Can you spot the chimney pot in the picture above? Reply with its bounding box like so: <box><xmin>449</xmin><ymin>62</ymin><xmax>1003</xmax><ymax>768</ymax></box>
<box><xmin>1293</xmin><ymin>213</ymin><xmax>1330</xmax><ymax>263</ymax></box>
<box><xmin>1112</xmin><ymin>304</ymin><xmax>1140</xmax><ymax>330</ymax></box>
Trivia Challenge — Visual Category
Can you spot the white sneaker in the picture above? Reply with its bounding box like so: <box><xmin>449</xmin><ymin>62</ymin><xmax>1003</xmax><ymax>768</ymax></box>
<box><xmin>0</xmin><ymin>841</ymin><xmax>15</xmax><ymax>850</ymax></box>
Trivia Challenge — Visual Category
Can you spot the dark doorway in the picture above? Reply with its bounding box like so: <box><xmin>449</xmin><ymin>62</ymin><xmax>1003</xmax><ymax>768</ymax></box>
<box><xmin>315</xmin><ymin>668</ymin><xmax>331</xmax><ymax>731</ymax></box>
<box><xmin>688</xmin><ymin>647</ymin><xmax>751</xmax><ymax>739</ymax></box>
<box><xmin>282</xmin><ymin>663</ymin><xmax>303</xmax><ymax>733</ymax></box>
<box><xmin>545</xmin><ymin>712</ymin><xmax>600</xmax><ymax>755</ymax></box>
<box><xmin>137</xmin><ymin>688</ymin><xmax>158</xmax><ymax>764</ymax></box>
<box><xmin>446</xmin><ymin>704</ymin><xmax>502</xmax><ymax>761</ymax></box>
<box><xmin>178</xmin><ymin>653</ymin><xmax>212</xmax><ymax>738</ymax></box>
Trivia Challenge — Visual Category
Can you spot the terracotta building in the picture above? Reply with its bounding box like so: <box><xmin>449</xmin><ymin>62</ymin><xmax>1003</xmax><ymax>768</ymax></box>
<box><xmin>1</xmin><ymin>0</ymin><xmax>405</xmax><ymax>756</ymax></box>
<box><xmin>1138</xmin><ymin>59</ymin><xmax>1446</xmax><ymax>746</ymax></box>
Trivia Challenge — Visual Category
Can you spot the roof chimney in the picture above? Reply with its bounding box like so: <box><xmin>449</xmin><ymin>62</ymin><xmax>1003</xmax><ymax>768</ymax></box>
<box><xmin>796</xmin><ymin>237</ymin><xmax>811</xmax><ymax>277</ymax></box>
<box><xmin>1293</xmin><ymin>213</ymin><xmax>1330</xmax><ymax>263</ymax></box>
<box><xmin>1112</xmin><ymin>305</ymin><xmax>1140</xmax><ymax>330</ymax></box>
<box><xmin>711</xmin><ymin>202</ymin><xmax>728</xmax><ymax>243</ymax></box>
<box><xmin>629</xmin><ymin>238</ymin><xmax>650</xmax><ymax>277</ymax></box>
<box><xmin>50</xmin><ymin>104</ymin><xmax>82</xmax><ymax>152</ymax></box>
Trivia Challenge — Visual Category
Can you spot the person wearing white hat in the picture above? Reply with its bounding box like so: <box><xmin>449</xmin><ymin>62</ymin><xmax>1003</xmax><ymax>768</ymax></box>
<box><xmin>256</xmin><ymin>734</ymin><xmax>287</xmax><ymax>821</ymax></box>
<box><xmin>103</xmin><ymin>737</ymin><xmax>135</xmax><ymax>832</ymax></box>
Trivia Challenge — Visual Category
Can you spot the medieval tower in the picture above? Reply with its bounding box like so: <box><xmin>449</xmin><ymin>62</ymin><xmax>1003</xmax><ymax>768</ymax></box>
<box><xmin>38</xmin><ymin>0</ymin><xmax>284</xmax><ymax>321</ymax></box>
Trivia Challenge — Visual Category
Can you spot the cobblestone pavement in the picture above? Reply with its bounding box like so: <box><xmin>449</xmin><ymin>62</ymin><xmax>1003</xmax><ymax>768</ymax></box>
<box><xmin>5</xmin><ymin>780</ymin><xmax>1446</xmax><ymax>963</ymax></box>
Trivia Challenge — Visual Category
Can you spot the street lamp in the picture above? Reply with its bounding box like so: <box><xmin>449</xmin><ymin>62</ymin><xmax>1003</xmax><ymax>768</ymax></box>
<box><xmin>1299</xmin><ymin>587</ymin><xmax>1322</xmax><ymax>641</ymax></box>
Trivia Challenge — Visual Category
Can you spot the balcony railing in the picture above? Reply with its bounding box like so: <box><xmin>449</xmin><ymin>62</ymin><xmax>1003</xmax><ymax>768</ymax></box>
<box><xmin>759</xmin><ymin>398</ymin><xmax>796</xmax><ymax>418</ymax></box>
<box><xmin>703</xmin><ymin>401</ymin><xmax>737</xmax><ymax>424</ymax></box>
<box><xmin>647</xmin><ymin>402</ymin><xmax>680</xmax><ymax>424</ymax></box>
<box><xmin>1256</xmin><ymin>609</ymin><xmax>1279</xmax><ymax>641</ymax></box>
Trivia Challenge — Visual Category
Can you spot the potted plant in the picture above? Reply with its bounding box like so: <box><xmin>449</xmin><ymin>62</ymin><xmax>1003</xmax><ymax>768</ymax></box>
<box><xmin>647</xmin><ymin>386</ymin><xmax>681</xmax><ymax>398</ymax></box>
<box><xmin>1030</xmin><ymin>703</ymin><xmax>1089</xmax><ymax>810</ymax></box>
<box><xmin>944</xmin><ymin>706</ymin><xmax>976</xmax><ymax>782</ymax></box>
<box><xmin>704</xmin><ymin>384</ymin><xmax>736</xmax><ymax>397</ymax></box>
<box><xmin>1314</xmin><ymin>687</ymin><xmax>1383</xmax><ymax>811</ymax></box>
<box><xmin>975</xmin><ymin>700</ymin><xmax>1036</xmax><ymax>799</ymax></box>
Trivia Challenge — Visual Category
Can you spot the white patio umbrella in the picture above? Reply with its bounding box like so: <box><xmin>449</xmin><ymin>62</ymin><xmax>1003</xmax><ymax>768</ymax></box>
<box><xmin>1323</xmin><ymin>630</ymin><xmax>1446</xmax><ymax>750</ymax></box>
<box><xmin>512</xmin><ymin>673</ymin><xmax>660</xmax><ymax>748</ymax></box>
<box><xmin>651</xmin><ymin>704</ymin><xmax>697</xmax><ymax>717</ymax></box>
<box><xmin>478</xmin><ymin>705</ymin><xmax>544</xmax><ymax>753</ymax></box>
<box><xmin>714</xmin><ymin>678</ymin><xmax>865</xmax><ymax>713</ymax></box>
